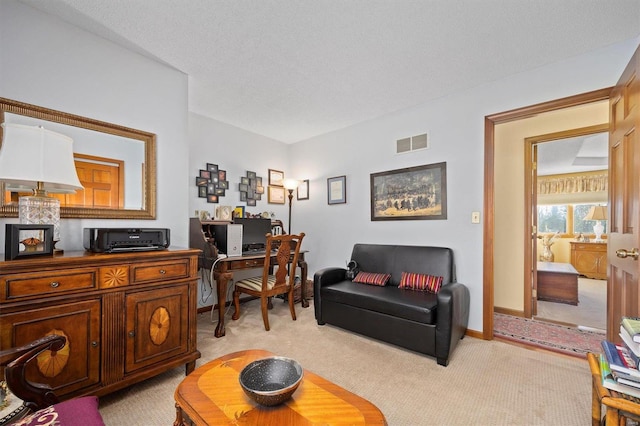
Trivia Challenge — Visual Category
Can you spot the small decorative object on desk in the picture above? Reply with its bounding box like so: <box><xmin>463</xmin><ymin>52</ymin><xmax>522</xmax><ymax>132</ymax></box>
<box><xmin>239</xmin><ymin>357</ymin><xmax>303</xmax><ymax>406</ymax></box>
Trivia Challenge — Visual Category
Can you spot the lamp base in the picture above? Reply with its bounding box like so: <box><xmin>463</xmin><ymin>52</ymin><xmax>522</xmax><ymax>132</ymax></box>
<box><xmin>19</xmin><ymin>194</ymin><xmax>61</xmax><ymax>242</ymax></box>
<box><xmin>593</xmin><ymin>221</ymin><xmax>604</xmax><ymax>242</ymax></box>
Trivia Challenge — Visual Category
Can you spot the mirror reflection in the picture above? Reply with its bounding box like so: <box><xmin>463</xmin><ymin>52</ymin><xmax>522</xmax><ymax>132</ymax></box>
<box><xmin>0</xmin><ymin>98</ymin><xmax>156</xmax><ymax>219</ymax></box>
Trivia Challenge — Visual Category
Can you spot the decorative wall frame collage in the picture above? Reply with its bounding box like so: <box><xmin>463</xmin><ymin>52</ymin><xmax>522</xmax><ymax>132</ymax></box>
<box><xmin>370</xmin><ymin>162</ymin><xmax>447</xmax><ymax>221</ymax></box>
<box><xmin>196</xmin><ymin>163</ymin><xmax>229</xmax><ymax>203</ymax></box>
<box><xmin>238</xmin><ymin>171</ymin><xmax>264</xmax><ymax>206</ymax></box>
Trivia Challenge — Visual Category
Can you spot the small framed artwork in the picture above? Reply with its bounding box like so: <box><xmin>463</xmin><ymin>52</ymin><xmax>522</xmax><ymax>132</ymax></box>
<box><xmin>218</xmin><ymin>170</ymin><xmax>226</xmax><ymax>180</ymax></box>
<box><xmin>207</xmin><ymin>194</ymin><xmax>218</xmax><ymax>203</ymax></box>
<box><xmin>234</xmin><ymin>206</ymin><xmax>245</xmax><ymax>218</ymax></box>
<box><xmin>198</xmin><ymin>186</ymin><xmax>207</xmax><ymax>198</ymax></box>
<box><xmin>207</xmin><ymin>163</ymin><xmax>219</xmax><ymax>173</ymax></box>
<box><xmin>269</xmin><ymin>169</ymin><xmax>284</xmax><ymax>187</ymax></box>
<box><xmin>370</xmin><ymin>162</ymin><xmax>447</xmax><ymax>221</ymax></box>
<box><xmin>297</xmin><ymin>179</ymin><xmax>309</xmax><ymax>200</ymax></box>
<box><xmin>327</xmin><ymin>175</ymin><xmax>346</xmax><ymax>205</ymax></box>
<box><xmin>196</xmin><ymin>177</ymin><xmax>208</xmax><ymax>186</ymax></box>
<box><xmin>247</xmin><ymin>171</ymin><xmax>257</xmax><ymax>180</ymax></box>
<box><xmin>268</xmin><ymin>186</ymin><xmax>286</xmax><ymax>204</ymax></box>
<box><xmin>199</xmin><ymin>170</ymin><xmax>211</xmax><ymax>179</ymax></box>
<box><xmin>5</xmin><ymin>224</ymin><xmax>54</xmax><ymax>261</ymax></box>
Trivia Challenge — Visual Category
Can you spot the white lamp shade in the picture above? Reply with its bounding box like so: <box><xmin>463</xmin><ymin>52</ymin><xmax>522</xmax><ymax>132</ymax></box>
<box><xmin>584</xmin><ymin>205</ymin><xmax>607</xmax><ymax>221</ymax></box>
<box><xmin>283</xmin><ymin>178</ymin><xmax>300</xmax><ymax>190</ymax></box>
<box><xmin>0</xmin><ymin>123</ymin><xmax>83</xmax><ymax>192</ymax></box>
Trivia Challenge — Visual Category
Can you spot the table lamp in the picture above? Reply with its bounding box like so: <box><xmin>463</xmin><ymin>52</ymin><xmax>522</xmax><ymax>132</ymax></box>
<box><xmin>584</xmin><ymin>205</ymin><xmax>607</xmax><ymax>242</ymax></box>
<box><xmin>283</xmin><ymin>178</ymin><xmax>300</xmax><ymax>235</ymax></box>
<box><xmin>0</xmin><ymin>123</ymin><xmax>83</xmax><ymax>250</ymax></box>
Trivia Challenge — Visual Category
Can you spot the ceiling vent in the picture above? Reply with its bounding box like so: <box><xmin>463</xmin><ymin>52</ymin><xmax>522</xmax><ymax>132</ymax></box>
<box><xmin>396</xmin><ymin>133</ymin><xmax>428</xmax><ymax>154</ymax></box>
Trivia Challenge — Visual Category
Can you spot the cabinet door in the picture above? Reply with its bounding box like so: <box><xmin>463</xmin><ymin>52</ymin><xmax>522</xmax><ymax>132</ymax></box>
<box><xmin>125</xmin><ymin>285</ymin><xmax>189</xmax><ymax>373</ymax></box>
<box><xmin>0</xmin><ymin>300</ymin><xmax>101</xmax><ymax>397</ymax></box>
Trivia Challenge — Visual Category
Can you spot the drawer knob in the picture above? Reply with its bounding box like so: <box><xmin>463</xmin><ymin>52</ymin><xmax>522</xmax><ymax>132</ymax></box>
<box><xmin>50</xmin><ymin>281</ymin><xmax>60</xmax><ymax>288</ymax></box>
<box><xmin>91</xmin><ymin>341</ymin><xmax>98</xmax><ymax>348</ymax></box>
<box><xmin>128</xmin><ymin>331</ymin><xmax>136</xmax><ymax>338</ymax></box>
<box><xmin>616</xmin><ymin>248</ymin><xmax>639</xmax><ymax>260</ymax></box>
<box><xmin>159</xmin><ymin>269</ymin><xmax>166</xmax><ymax>274</ymax></box>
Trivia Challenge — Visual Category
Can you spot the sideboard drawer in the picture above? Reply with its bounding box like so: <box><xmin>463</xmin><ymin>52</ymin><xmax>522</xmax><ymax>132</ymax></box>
<box><xmin>131</xmin><ymin>259</ymin><xmax>190</xmax><ymax>284</ymax></box>
<box><xmin>1</xmin><ymin>269</ymin><xmax>97</xmax><ymax>301</ymax></box>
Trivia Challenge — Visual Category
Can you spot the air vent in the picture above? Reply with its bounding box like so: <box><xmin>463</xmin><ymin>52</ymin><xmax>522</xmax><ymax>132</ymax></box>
<box><xmin>396</xmin><ymin>133</ymin><xmax>429</xmax><ymax>154</ymax></box>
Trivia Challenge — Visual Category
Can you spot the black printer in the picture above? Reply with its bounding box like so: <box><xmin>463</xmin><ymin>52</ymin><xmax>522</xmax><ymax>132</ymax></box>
<box><xmin>84</xmin><ymin>228</ymin><xmax>170</xmax><ymax>253</ymax></box>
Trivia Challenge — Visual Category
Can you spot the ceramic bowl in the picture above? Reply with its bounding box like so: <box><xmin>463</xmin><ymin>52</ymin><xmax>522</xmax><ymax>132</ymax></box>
<box><xmin>239</xmin><ymin>356</ymin><xmax>304</xmax><ymax>406</ymax></box>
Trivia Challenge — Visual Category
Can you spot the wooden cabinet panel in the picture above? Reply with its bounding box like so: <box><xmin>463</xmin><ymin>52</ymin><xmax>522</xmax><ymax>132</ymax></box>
<box><xmin>125</xmin><ymin>285</ymin><xmax>189</xmax><ymax>373</ymax></box>
<box><xmin>0</xmin><ymin>300</ymin><xmax>101</xmax><ymax>397</ymax></box>
<box><xmin>0</xmin><ymin>249</ymin><xmax>201</xmax><ymax>400</ymax></box>
<box><xmin>570</xmin><ymin>242</ymin><xmax>607</xmax><ymax>279</ymax></box>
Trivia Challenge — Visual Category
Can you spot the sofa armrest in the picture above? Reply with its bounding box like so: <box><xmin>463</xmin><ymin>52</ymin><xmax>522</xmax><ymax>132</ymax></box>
<box><xmin>435</xmin><ymin>281</ymin><xmax>470</xmax><ymax>366</ymax></box>
<box><xmin>313</xmin><ymin>267</ymin><xmax>347</xmax><ymax>323</ymax></box>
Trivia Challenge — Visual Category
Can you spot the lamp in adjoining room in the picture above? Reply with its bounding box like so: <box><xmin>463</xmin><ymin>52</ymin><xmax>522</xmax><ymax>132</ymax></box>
<box><xmin>584</xmin><ymin>205</ymin><xmax>608</xmax><ymax>242</ymax></box>
<box><xmin>0</xmin><ymin>123</ymin><xmax>83</xmax><ymax>252</ymax></box>
<box><xmin>283</xmin><ymin>178</ymin><xmax>300</xmax><ymax>235</ymax></box>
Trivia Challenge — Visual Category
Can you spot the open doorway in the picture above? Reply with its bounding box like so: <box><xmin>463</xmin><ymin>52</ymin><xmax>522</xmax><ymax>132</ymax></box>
<box><xmin>530</xmin><ymin>126</ymin><xmax>608</xmax><ymax>332</ymax></box>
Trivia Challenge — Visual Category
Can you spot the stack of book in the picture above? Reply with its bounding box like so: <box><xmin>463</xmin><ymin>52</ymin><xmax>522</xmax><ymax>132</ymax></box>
<box><xmin>600</xmin><ymin>317</ymin><xmax>640</xmax><ymax>398</ymax></box>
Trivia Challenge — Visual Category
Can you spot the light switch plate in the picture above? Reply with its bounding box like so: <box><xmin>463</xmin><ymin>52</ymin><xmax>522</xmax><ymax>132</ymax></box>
<box><xmin>471</xmin><ymin>212</ymin><xmax>480</xmax><ymax>224</ymax></box>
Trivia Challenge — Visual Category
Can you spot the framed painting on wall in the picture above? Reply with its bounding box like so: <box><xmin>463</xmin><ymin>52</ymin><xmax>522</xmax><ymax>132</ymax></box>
<box><xmin>370</xmin><ymin>162</ymin><xmax>447</xmax><ymax>221</ymax></box>
<box><xmin>327</xmin><ymin>175</ymin><xmax>346</xmax><ymax>205</ymax></box>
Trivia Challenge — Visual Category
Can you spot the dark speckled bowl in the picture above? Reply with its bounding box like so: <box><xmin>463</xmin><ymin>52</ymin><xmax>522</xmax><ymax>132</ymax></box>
<box><xmin>239</xmin><ymin>356</ymin><xmax>304</xmax><ymax>406</ymax></box>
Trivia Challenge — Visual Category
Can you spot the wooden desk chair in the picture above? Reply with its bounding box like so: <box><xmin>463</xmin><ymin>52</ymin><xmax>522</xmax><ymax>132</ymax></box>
<box><xmin>587</xmin><ymin>352</ymin><xmax>640</xmax><ymax>426</ymax></box>
<box><xmin>0</xmin><ymin>335</ymin><xmax>105</xmax><ymax>425</ymax></box>
<box><xmin>232</xmin><ymin>232</ymin><xmax>305</xmax><ymax>331</ymax></box>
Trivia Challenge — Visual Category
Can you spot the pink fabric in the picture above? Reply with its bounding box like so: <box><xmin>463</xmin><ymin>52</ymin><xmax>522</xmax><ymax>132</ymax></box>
<box><xmin>13</xmin><ymin>396</ymin><xmax>104</xmax><ymax>426</ymax></box>
<box><xmin>352</xmin><ymin>271</ymin><xmax>391</xmax><ymax>286</ymax></box>
<box><xmin>398</xmin><ymin>272</ymin><xmax>443</xmax><ymax>293</ymax></box>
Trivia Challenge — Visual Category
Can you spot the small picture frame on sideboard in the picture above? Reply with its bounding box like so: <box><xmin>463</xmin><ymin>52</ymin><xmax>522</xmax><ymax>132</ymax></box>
<box><xmin>5</xmin><ymin>224</ymin><xmax>54</xmax><ymax>261</ymax></box>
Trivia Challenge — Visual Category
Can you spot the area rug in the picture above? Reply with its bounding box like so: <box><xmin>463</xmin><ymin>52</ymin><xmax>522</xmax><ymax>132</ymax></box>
<box><xmin>494</xmin><ymin>313</ymin><xmax>604</xmax><ymax>357</ymax></box>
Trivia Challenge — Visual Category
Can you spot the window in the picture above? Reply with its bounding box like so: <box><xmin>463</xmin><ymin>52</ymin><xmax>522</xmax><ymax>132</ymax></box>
<box><xmin>537</xmin><ymin>203</ymin><xmax>607</xmax><ymax>237</ymax></box>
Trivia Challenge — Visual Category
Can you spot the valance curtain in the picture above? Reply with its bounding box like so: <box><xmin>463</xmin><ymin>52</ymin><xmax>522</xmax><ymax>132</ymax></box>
<box><xmin>537</xmin><ymin>172</ymin><xmax>607</xmax><ymax>205</ymax></box>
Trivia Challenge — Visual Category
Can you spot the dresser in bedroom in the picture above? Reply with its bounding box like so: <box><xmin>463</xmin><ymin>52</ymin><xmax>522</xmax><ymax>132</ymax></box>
<box><xmin>570</xmin><ymin>241</ymin><xmax>607</xmax><ymax>280</ymax></box>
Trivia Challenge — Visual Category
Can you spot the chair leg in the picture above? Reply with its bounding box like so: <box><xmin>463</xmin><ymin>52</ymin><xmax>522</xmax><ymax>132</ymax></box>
<box><xmin>261</xmin><ymin>295</ymin><xmax>271</xmax><ymax>331</ymax></box>
<box><xmin>288</xmin><ymin>286</ymin><xmax>297</xmax><ymax>321</ymax></box>
<box><xmin>231</xmin><ymin>288</ymin><xmax>241</xmax><ymax>321</ymax></box>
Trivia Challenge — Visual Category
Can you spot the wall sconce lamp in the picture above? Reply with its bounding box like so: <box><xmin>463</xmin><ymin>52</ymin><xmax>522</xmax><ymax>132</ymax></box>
<box><xmin>584</xmin><ymin>205</ymin><xmax>608</xmax><ymax>242</ymax></box>
<box><xmin>0</xmin><ymin>123</ymin><xmax>83</xmax><ymax>252</ymax></box>
<box><xmin>283</xmin><ymin>178</ymin><xmax>300</xmax><ymax>235</ymax></box>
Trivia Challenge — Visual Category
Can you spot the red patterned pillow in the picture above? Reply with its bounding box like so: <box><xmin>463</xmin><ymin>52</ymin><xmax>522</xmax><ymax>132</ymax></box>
<box><xmin>352</xmin><ymin>271</ymin><xmax>391</xmax><ymax>286</ymax></box>
<box><xmin>398</xmin><ymin>272</ymin><xmax>443</xmax><ymax>293</ymax></box>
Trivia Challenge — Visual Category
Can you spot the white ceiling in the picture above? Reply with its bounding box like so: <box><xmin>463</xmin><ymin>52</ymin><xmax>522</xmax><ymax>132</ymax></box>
<box><xmin>18</xmin><ymin>0</ymin><xmax>640</xmax><ymax>144</ymax></box>
<box><xmin>537</xmin><ymin>131</ymin><xmax>609</xmax><ymax>176</ymax></box>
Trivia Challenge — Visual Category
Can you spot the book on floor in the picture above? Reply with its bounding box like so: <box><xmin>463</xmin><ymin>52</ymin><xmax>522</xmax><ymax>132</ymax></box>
<box><xmin>621</xmin><ymin>317</ymin><xmax>640</xmax><ymax>343</ymax></box>
<box><xmin>600</xmin><ymin>354</ymin><xmax>640</xmax><ymax>398</ymax></box>
<box><xmin>601</xmin><ymin>340</ymin><xmax>640</xmax><ymax>378</ymax></box>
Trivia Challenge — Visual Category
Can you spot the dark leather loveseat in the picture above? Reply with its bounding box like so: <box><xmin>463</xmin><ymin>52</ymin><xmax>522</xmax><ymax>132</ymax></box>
<box><xmin>314</xmin><ymin>243</ymin><xmax>470</xmax><ymax>366</ymax></box>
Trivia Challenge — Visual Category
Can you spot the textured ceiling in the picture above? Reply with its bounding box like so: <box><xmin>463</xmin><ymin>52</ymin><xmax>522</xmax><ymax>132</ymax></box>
<box><xmin>18</xmin><ymin>0</ymin><xmax>640</xmax><ymax>143</ymax></box>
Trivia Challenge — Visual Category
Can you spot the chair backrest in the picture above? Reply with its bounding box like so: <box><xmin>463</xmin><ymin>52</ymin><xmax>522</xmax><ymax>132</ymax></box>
<box><xmin>261</xmin><ymin>232</ymin><xmax>305</xmax><ymax>290</ymax></box>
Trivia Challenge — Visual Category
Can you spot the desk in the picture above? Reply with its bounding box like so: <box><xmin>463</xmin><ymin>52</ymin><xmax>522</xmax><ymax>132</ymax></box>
<box><xmin>537</xmin><ymin>261</ymin><xmax>579</xmax><ymax>305</ymax></box>
<box><xmin>213</xmin><ymin>251</ymin><xmax>308</xmax><ymax>337</ymax></box>
<box><xmin>174</xmin><ymin>349</ymin><xmax>387</xmax><ymax>425</ymax></box>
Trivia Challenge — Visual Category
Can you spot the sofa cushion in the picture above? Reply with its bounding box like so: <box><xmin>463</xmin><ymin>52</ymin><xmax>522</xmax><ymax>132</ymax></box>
<box><xmin>352</xmin><ymin>271</ymin><xmax>391</xmax><ymax>286</ymax></box>
<box><xmin>399</xmin><ymin>272</ymin><xmax>443</xmax><ymax>293</ymax></box>
<box><xmin>14</xmin><ymin>396</ymin><xmax>105</xmax><ymax>426</ymax></box>
<box><xmin>321</xmin><ymin>280</ymin><xmax>437</xmax><ymax>324</ymax></box>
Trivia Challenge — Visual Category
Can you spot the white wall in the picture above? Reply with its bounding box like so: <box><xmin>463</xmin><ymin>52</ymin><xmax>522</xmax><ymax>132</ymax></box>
<box><xmin>290</xmin><ymin>38</ymin><xmax>639</xmax><ymax>332</ymax></box>
<box><xmin>0</xmin><ymin>0</ymin><xmax>190</xmax><ymax>249</ymax></box>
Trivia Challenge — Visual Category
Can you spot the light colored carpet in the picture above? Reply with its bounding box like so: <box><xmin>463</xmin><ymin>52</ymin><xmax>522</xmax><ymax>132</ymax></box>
<box><xmin>536</xmin><ymin>278</ymin><xmax>606</xmax><ymax>330</ymax></box>
<box><xmin>99</xmin><ymin>299</ymin><xmax>593</xmax><ymax>425</ymax></box>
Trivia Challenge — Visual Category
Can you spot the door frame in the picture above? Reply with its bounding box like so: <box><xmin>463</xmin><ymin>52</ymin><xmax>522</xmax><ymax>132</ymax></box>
<box><xmin>482</xmin><ymin>87</ymin><xmax>612</xmax><ymax>339</ymax></box>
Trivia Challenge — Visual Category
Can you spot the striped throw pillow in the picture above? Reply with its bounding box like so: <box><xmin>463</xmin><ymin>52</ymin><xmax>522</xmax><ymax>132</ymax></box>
<box><xmin>398</xmin><ymin>272</ymin><xmax>443</xmax><ymax>293</ymax></box>
<box><xmin>352</xmin><ymin>271</ymin><xmax>391</xmax><ymax>286</ymax></box>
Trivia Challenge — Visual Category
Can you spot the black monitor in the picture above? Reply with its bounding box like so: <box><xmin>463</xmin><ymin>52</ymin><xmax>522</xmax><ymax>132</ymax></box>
<box><xmin>234</xmin><ymin>218</ymin><xmax>271</xmax><ymax>253</ymax></box>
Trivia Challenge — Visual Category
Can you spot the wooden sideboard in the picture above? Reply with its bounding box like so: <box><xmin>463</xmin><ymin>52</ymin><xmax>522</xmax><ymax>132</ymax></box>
<box><xmin>0</xmin><ymin>248</ymin><xmax>201</xmax><ymax>400</ymax></box>
<box><xmin>570</xmin><ymin>241</ymin><xmax>607</xmax><ymax>279</ymax></box>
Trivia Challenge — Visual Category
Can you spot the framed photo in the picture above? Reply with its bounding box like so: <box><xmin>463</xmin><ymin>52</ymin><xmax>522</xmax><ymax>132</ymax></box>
<box><xmin>195</xmin><ymin>177</ymin><xmax>208</xmax><ymax>186</ymax></box>
<box><xmin>218</xmin><ymin>170</ymin><xmax>226</xmax><ymax>180</ymax></box>
<box><xmin>5</xmin><ymin>224</ymin><xmax>54</xmax><ymax>261</ymax></box>
<box><xmin>269</xmin><ymin>169</ymin><xmax>284</xmax><ymax>187</ymax></box>
<box><xmin>268</xmin><ymin>186</ymin><xmax>286</xmax><ymax>204</ymax></box>
<box><xmin>247</xmin><ymin>171</ymin><xmax>257</xmax><ymax>180</ymax></box>
<box><xmin>198</xmin><ymin>186</ymin><xmax>207</xmax><ymax>198</ymax></box>
<box><xmin>199</xmin><ymin>169</ymin><xmax>211</xmax><ymax>179</ymax></box>
<box><xmin>297</xmin><ymin>179</ymin><xmax>309</xmax><ymax>200</ymax></box>
<box><xmin>327</xmin><ymin>176</ymin><xmax>346</xmax><ymax>205</ymax></box>
<box><xmin>206</xmin><ymin>163</ymin><xmax>219</xmax><ymax>173</ymax></box>
<box><xmin>207</xmin><ymin>194</ymin><xmax>218</xmax><ymax>203</ymax></box>
<box><xmin>370</xmin><ymin>162</ymin><xmax>447</xmax><ymax>221</ymax></box>
<box><xmin>234</xmin><ymin>206</ymin><xmax>245</xmax><ymax>218</ymax></box>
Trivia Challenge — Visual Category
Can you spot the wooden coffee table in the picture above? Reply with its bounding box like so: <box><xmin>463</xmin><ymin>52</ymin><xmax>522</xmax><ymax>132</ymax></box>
<box><xmin>174</xmin><ymin>349</ymin><xmax>387</xmax><ymax>425</ymax></box>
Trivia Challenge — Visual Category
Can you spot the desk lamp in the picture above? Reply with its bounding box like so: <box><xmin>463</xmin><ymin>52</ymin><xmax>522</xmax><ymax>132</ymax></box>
<box><xmin>283</xmin><ymin>179</ymin><xmax>300</xmax><ymax>235</ymax></box>
<box><xmin>0</xmin><ymin>123</ymin><xmax>83</xmax><ymax>251</ymax></box>
<box><xmin>584</xmin><ymin>205</ymin><xmax>607</xmax><ymax>242</ymax></box>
